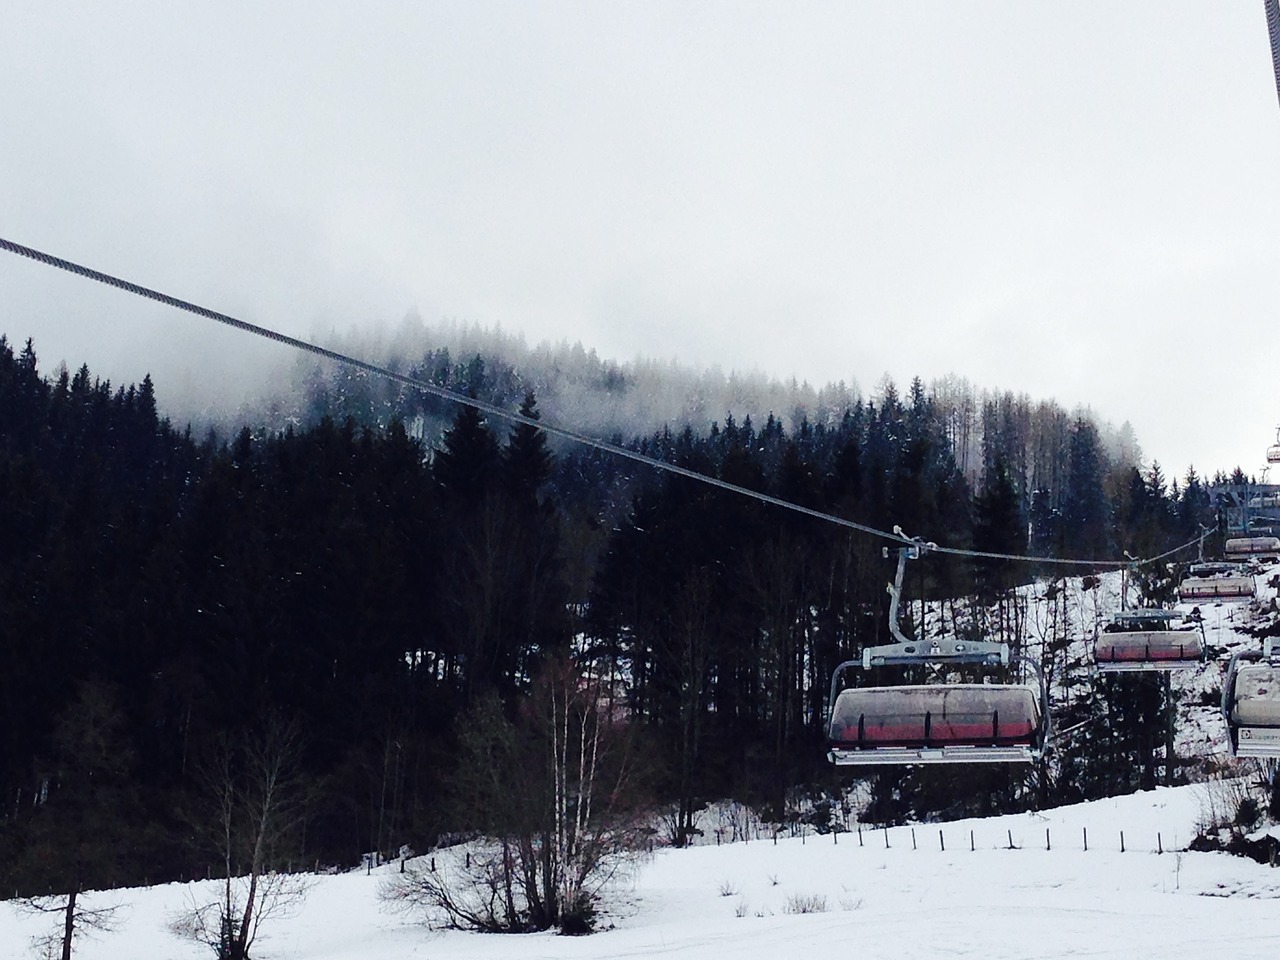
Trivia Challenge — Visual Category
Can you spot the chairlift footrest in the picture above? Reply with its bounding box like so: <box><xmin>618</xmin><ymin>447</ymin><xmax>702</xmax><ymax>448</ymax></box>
<box><xmin>862</xmin><ymin>639</ymin><xmax>1008</xmax><ymax>669</ymax></box>
<box><xmin>829</xmin><ymin>744</ymin><xmax>1036</xmax><ymax>766</ymax></box>
<box><xmin>1094</xmin><ymin>660</ymin><xmax>1201</xmax><ymax>674</ymax></box>
<box><xmin>1234</xmin><ymin>727</ymin><xmax>1280</xmax><ymax>758</ymax></box>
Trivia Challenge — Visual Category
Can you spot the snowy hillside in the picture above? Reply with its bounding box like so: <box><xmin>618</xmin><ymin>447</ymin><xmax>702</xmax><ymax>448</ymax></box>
<box><xmin>914</xmin><ymin>558</ymin><xmax>1280</xmax><ymax>776</ymax></box>
<box><xmin>7</xmin><ymin>563</ymin><xmax>1280</xmax><ymax>960</ymax></box>
<box><xmin>4</xmin><ymin>783</ymin><xmax>1280</xmax><ymax>960</ymax></box>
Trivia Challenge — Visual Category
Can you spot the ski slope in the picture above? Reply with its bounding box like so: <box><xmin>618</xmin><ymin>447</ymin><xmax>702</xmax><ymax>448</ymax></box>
<box><xmin>6</xmin><ymin>565</ymin><xmax>1280</xmax><ymax>959</ymax></box>
<box><xmin>4</xmin><ymin>783</ymin><xmax>1280</xmax><ymax>960</ymax></box>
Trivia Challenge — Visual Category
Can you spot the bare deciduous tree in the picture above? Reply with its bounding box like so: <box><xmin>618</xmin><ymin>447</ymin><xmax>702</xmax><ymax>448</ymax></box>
<box><xmin>175</xmin><ymin>719</ymin><xmax>312</xmax><ymax>960</ymax></box>
<box><xmin>381</xmin><ymin>656</ymin><xmax>648</xmax><ymax>934</ymax></box>
<box><xmin>15</xmin><ymin>893</ymin><xmax>122</xmax><ymax>960</ymax></box>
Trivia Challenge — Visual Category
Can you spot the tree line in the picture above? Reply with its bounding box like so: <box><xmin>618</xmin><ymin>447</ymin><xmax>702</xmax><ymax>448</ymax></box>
<box><xmin>0</xmin><ymin>334</ymin><xmax>1227</xmax><ymax>917</ymax></box>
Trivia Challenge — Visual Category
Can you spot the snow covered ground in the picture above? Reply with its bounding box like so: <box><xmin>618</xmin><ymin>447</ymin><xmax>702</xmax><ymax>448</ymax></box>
<box><xmin>5</xmin><ymin>783</ymin><xmax>1280</xmax><ymax>960</ymax></box>
<box><xmin>8</xmin><ymin>563</ymin><xmax>1280</xmax><ymax>959</ymax></box>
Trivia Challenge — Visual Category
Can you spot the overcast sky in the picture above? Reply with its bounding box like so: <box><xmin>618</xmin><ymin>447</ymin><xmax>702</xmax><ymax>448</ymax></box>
<box><xmin>4</xmin><ymin>2</ymin><xmax>1279</xmax><ymax>479</ymax></box>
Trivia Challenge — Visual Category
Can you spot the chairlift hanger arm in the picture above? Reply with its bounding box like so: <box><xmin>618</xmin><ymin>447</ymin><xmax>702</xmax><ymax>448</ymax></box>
<box><xmin>868</xmin><ymin>530</ymin><xmax>1009</xmax><ymax>667</ymax></box>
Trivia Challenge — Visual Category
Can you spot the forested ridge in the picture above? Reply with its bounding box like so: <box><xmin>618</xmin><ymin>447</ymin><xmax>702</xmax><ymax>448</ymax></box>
<box><xmin>0</xmin><ymin>334</ymin><xmax>1229</xmax><ymax>899</ymax></box>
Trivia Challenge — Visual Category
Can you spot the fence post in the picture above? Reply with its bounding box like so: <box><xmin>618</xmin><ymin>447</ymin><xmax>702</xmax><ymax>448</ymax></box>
<box><xmin>885</xmin><ymin>826</ymin><xmax>890</xmax><ymax>849</ymax></box>
<box><xmin>1083</xmin><ymin>827</ymin><xmax>1087</xmax><ymax>852</ymax></box>
<box><xmin>1120</xmin><ymin>831</ymin><xmax>1125</xmax><ymax>853</ymax></box>
<box><xmin>912</xmin><ymin>828</ymin><xmax>917</xmax><ymax>850</ymax></box>
<box><xmin>1046</xmin><ymin>828</ymin><xmax>1051</xmax><ymax>851</ymax></box>
<box><xmin>970</xmin><ymin>830</ymin><xmax>975</xmax><ymax>852</ymax></box>
<box><xmin>1007</xmin><ymin>829</ymin><xmax>1015</xmax><ymax>850</ymax></box>
<box><xmin>939</xmin><ymin>830</ymin><xmax>945</xmax><ymax>852</ymax></box>
<box><xmin>858</xmin><ymin>823</ymin><xmax>864</xmax><ymax>847</ymax></box>
<box><xmin>1158</xmin><ymin>833</ymin><xmax>1162</xmax><ymax>855</ymax></box>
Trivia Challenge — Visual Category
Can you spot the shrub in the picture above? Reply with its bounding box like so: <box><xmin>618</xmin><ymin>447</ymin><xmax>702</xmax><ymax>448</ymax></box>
<box><xmin>783</xmin><ymin>893</ymin><xmax>828</xmax><ymax>914</ymax></box>
<box><xmin>1236</xmin><ymin>796</ymin><xmax>1261</xmax><ymax>831</ymax></box>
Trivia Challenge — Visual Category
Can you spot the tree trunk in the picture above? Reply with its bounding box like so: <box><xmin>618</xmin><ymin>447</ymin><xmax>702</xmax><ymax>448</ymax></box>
<box><xmin>61</xmin><ymin>888</ymin><xmax>76</xmax><ymax>960</ymax></box>
<box><xmin>237</xmin><ymin>869</ymin><xmax>258</xmax><ymax>960</ymax></box>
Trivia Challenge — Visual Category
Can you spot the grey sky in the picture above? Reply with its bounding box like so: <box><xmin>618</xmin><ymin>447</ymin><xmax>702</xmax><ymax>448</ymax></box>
<box><xmin>4</xmin><ymin>2</ymin><xmax>1279</xmax><ymax>479</ymax></box>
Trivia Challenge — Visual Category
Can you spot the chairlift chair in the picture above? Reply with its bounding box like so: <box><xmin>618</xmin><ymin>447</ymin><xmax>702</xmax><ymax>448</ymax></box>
<box><xmin>1267</xmin><ymin>427</ymin><xmax>1280</xmax><ymax>465</ymax></box>
<box><xmin>1092</xmin><ymin>608</ymin><xmax>1205</xmax><ymax>673</ymax></box>
<box><xmin>1223</xmin><ymin>640</ymin><xmax>1280</xmax><ymax>758</ymax></box>
<box><xmin>1177</xmin><ymin>563</ymin><xmax>1255</xmax><ymax>601</ymax></box>
<box><xmin>826</xmin><ymin>535</ymin><xmax>1049</xmax><ymax>766</ymax></box>
<box><xmin>1224</xmin><ymin>536</ymin><xmax>1280</xmax><ymax>562</ymax></box>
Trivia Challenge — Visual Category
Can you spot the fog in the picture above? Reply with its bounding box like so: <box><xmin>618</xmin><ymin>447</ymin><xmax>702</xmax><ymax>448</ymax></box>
<box><xmin>4</xmin><ymin>2</ymin><xmax>1278</xmax><ymax>477</ymax></box>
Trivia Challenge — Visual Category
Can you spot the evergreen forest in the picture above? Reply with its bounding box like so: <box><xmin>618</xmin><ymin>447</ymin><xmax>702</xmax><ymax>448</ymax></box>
<box><xmin>0</xmin><ymin>334</ymin><xmax>1234</xmax><ymax>900</ymax></box>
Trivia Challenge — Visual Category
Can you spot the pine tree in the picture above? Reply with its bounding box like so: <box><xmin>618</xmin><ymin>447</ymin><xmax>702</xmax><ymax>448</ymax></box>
<box><xmin>1062</xmin><ymin>419</ymin><xmax>1110</xmax><ymax>559</ymax></box>
<box><xmin>972</xmin><ymin>453</ymin><xmax>1026</xmax><ymax>604</ymax></box>
<box><xmin>434</xmin><ymin>403</ymin><xmax>500</xmax><ymax>504</ymax></box>
<box><xmin>502</xmin><ymin>392</ymin><xmax>552</xmax><ymax>500</ymax></box>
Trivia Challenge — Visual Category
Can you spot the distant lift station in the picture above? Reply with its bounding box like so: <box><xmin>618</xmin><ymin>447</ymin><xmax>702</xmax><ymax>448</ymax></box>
<box><xmin>1093</xmin><ymin>609</ymin><xmax>1205</xmax><ymax>673</ymax></box>
<box><xmin>827</xmin><ymin>537</ymin><xmax>1049</xmax><ymax>766</ymax></box>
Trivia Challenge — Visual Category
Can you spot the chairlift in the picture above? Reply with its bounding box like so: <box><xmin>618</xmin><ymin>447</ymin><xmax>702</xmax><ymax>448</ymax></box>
<box><xmin>1093</xmin><ymin>608</ymin><xmax>1205</xmax><ymax>673</ymax></box>
<box><xmin>826</xmin><ymin>533</ymin><xmax>1049</xmax><ymax>766</ymax></box>
<box><xmin>1267</xmin><ymin>427</ymin><xmax>1280</xmax><ymax>465</ymax></box>
<box><xmin>1222</xmin><ymin>640</ymin><xmax>1280</xmax><ymax>758</ymax></box>
<box><xmin>1177</xmin><ymin>563</ymin><xmax>1255</xmax><ymax>601</ymax></box>
<box><xmin>1224</xmin><ymin>536</ymin><xmax>1280</xmax><ymax>562</ymax></box>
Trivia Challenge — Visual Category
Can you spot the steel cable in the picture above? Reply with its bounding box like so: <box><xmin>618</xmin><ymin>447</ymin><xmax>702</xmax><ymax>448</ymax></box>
<box><xmin>0</xmin><ymin>235</ymin><xmax>1202</xmax><ymax>570</ymax></box>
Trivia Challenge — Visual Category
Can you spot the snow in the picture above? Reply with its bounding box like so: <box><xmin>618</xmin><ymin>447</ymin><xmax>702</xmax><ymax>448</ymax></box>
<box><xmin>5</xmin><ymin>783</ymin><xmax>1280</xmax><ymax>960</ymax></box>
<box><xmin>8</xmin><ymin>564</ymin><xmax>1280</xmax><ymax>959</ymax></box>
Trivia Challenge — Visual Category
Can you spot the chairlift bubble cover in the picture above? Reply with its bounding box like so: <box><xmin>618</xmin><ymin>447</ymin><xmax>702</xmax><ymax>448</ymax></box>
<box><xmin>1094</xmin><ymin>630</ymin><xmax>1204</xmax><ymax>665</ymax></box>
<box><xmin>1224</xmin><ymin>537</ymin><xmax>1280</xmax><ymax>557</ymax></box>
<box><xmin>828</xmin><ymin>684</ymin><xmax>1041</xmax><ymax>748</ymax></box>
<box><xmin>1230</xmin><ymin>664</ymin><xmax>1280</xmax><ymax>727</ymax></box>
<box><xmin>1178</xmin><ymin>576</ymin><xmax>1255</xmax><ymax>599</ymax></box>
